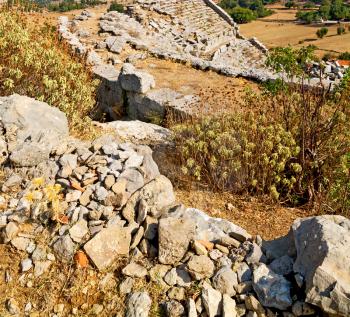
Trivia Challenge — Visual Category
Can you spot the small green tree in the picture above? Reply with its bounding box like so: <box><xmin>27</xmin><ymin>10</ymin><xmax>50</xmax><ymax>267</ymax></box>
<box><xmin>330</xmin><ymin>0</ymin><xmax>348</xmax><ymax>20</ymax></box>
<box><xmin>339</xmin><ymin>52</ymin><xmax>350</xmax><ymax>60</ymax></box>
<box><xmin>316</xmin><ymin>27</ymin><xmax>328</xmax><ymax>38</ymax></box>
<box><xmin>337</xmin><ymin>26</ymin><xmax>346</xmax><ymax>35</ymax></box>
<box><xmin>107</xmin><ymin>2</ymin><xmax>124</xmax><ymax>13</ymax></box>
<box><xmin>230</xmin><ymin>7</ymin><xmax>256</xmax><ymax>23</ymax></box>
<box><xmin>319</xmin><ymin>0</ymin><xmax>331</xmax><ymax>19</ymax></box>
<box><xmin>285</xmin><ymin>1</ymin><xmax>295</xmax><ymax>8</ymax></box>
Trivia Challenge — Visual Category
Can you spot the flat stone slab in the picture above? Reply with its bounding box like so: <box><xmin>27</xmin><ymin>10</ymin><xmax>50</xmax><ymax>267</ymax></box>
<box><xmin>84</xmin><ymin>225</ymin><xmax>131</xmax><ymax>270</ymax></box>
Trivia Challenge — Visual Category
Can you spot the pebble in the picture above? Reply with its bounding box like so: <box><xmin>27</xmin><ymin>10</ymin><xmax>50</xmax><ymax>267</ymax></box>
<box><xmin>21</xmin><ymin>258</ymin><xmax>33</xmax><ymax>272</ymax></box>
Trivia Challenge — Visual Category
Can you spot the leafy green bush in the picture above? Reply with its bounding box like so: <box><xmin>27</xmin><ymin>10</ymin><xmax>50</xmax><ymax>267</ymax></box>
<box><xmin>47</xmin><ymin>0</ymin><xmax>104</xmax><ymax>12</ymax></box>
<box><xmin>300</xmin><ymin>0</ymin><xmax>350</xmax><ymax>21</ymax></box>
<box><xmin>339</xmin><ymin>51</ymin><xmax>350</xmax><ymax>60</ymax></box>
<box><xmin>337</xmin><ymin>26</ymin><xmax>346</xmax><ymax>35</ymax></box>
<box><xmin>107</xmin><ymin>2</ymin><xmax>124</xmax><ymax>12</ymax></box>
<box><xmin>219</xmin><ymin>0</ymin><xmax>273</xmax><ymax>23</ymax></box>
<box><xmin>316</xmin><ymin>27</ymin><xmax>328</xmax><ymax>38</ymax></box>
<box><xmin>230</xmin><ymin>7</ymin><xmax>256</xmax><ymax>23</ymax></box>
<box><xmin>296</xmin><ymin>11</ymin><xmax>320</xmax><ymax>24</ymax></box>
<box><xmin>173</xmin><ymin>111</ymin><xmax>302</xmax><ymax>200</ymax></box>
<box><xmin>285</xmin><ymin>1</ymin><xmax>295</xmax><ymax>8</ymax></box>
<box><xmin>173</xmin><ymin>46</ymin><xmax>350</xmax><ymax>214</ymax></box>
<box><xmin>0</xmin><ymin>11</ymin><xmax>99</xmax><ymax>135</ymax></box>
<box><xmin>303</xmin><ymin>2</ymin><xmax>316</xmax><ymax>8</ymax></box>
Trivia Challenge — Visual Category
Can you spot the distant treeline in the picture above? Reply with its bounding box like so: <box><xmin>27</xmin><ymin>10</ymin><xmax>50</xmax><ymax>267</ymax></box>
<box><xmin>4</xmin><ymin>0</ymin><xmax>106</xmax><ymax>11</ymax></box>
<box><xmin>292</xmin><ymin>0</ymin><xmax>350</xmax><ymax>23</ymax></box>
<box><xmin>46</xmin><ymin>0</ymin><xmax>105</xmax><ymax>12</ymax></box>
<box><xmin>219</xmin><ymin>0</ymin><xmax>276</xmax><ymax>23</ymax></box>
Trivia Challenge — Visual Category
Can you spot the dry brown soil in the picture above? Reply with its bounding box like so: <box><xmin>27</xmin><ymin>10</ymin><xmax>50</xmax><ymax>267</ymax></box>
<box><xmin>240</xmin><ymin>4</ymin><xmax>350</xmax><ymax>57</ymax></box>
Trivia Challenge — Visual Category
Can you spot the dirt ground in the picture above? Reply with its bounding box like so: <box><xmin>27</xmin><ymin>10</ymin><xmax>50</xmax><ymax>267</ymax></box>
<box><xmin>240</xmin><ymin>4</ymin><xmax>350</xmax><ymax>57</ymax></box>
<box><xmin>175</xmin><ymin>188</ymin><xmax>317</xmax><ymax>240</ymax></box>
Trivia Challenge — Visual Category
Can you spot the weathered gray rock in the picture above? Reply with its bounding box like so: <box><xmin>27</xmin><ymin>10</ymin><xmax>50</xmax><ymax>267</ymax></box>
<box><xmin>84</xmin><ymin>225</ymin><xmax>131</xmax><ymax>270</ymax></box>
<box><xmin>0</xmin><ymin>95</ymin><xmax>69</xmax><ymax>166</ymax></box>
<box><xmin>244</xmin><ymin>295</ymin><xmax>265</xmax><ymax>316</ymax></box>
<box><xmin>130</xmin><ymin>226</ymin><xmax>144</xmax><ymax>249</ymax></box>
<box><xmin>122</xmin><ymin>262</ymin><xmax>148</xmax><ymax>278</ymax></box>
<box><xmin>92</xmin><ymin>65</ymin><xmax>123</xmax><ymax>120</ymax></box>
<box><xmin>53</xmin><ymin>234</ymin><xmax>75</xmax><ymax>262</ymax></box>
<box><xmin>123</xmin><ymin>175</ymin><xmax>175</xmax><ymax>223</ymax></box>
<box><xmin>236</xmin><ymin>262</ymin><xmax>252</xmax><ymax>283</ymax></box>
<box><xmin>69</xmin><ymin>219</ymin><xmax>88</xmax><ymax>243</ymax></box>
<box><xmin>167</xmin><ymin>287</ymin><xmax>186</xmax><ymax>301</ymax></box>
<box><xmin>86</xmin><ymin>50</ymin><xmax>102</xmax><ymax>66</ymax></box>
<box><xmin>222</xmin><ymin>294</ymin><xmax>237</xmax><ymax>317</ymax></box>
<box><xmin>262</xmin><ymin>230</ymin><xmax>296</xmax><ymax>261</ymax></box>
<box><xmin>97</xmin><ymin>120</ymin><xmax>171</xmax><ymax>145</ymax></box>
<box><xmin>292</xmin><ymin>215</ymin><xmax>350</xmax><ymax>316</ymax></box>
<box><xmin>2</xmin><ymin>174</ymin><xmax>22</xmax><ymax>192</ymax></box>
<box><xmin>245</xmin><ymin>243</ymin><xmax>266</xmax><ymax>264</ymax></box>
<box><xmin>158</xmin><ymin>217</ymin><xmax>195</xmax><ymax>265</ymax></box>
<box><xmin>127</xmin><ymin>88</ymin><xmax>197</xmax><ymax>122</ymax></box>
<box><xmin>187</xmin><ymin>299</ymin><xmax>197</xmax><ymax>317</ymax></box>
<box><xmin>202</xmin><ymin>288</ymin><xmax>222</xmax><ymax>317</ymax></box>
<box><xmin>106</xmin><ymin>36</ymin><xmax>127</xmax><ymax>54</ymax></box>
<box><xmin>212</xmin><ymin>266</ymin><xmax>238</xmax><ymax>296</ymax></box>
<box><xmin>187</xmin><ymin>255</ymin><xmax>215</xmax><ymax>280</ymax></box>
<box><xmin>120</xmin><ymin>63</ymin><xmax>155</xmax><ymax>93</ymax></box>
<box><xmin>253</xmin><ymin>263</ymin><xmax>292</xmax><ymax>310</ymax></box>
<box><xmin>126</xmin><ymin>292</ymin><xmax>152</xmax><ymax>317</ymax></box>
<box><xmin>21</xmin><ymin>258</ymin><xmax>33</xmax><ymax>272</ymax></box>
<box><xmin>269</xmin><ymin>255</ymin><xmax>294</xmax><ymax>276</ymax></box>
<box><xmin>119</xmin><ymin>277</ymin><xmax>134</xmax><ymax>294</ymax></box>
<box><xmin>11</xmin><ymin>237</ymin><xmax>31</xmax><ymax>251</ymax></box>
<box><xmin>119</xmin><ymin>168</ymin><xmax>144</xmax><ymax>195</ymax></box>
<box><xmin>168</xmin><ymin>207</ymin><xmax>250</xmax><ymax>242</ymax></box>
<box><xmin>34</xmin><ymin>260</ymin><xmax>51</xmax><ymax>277</ymax></box>
<box><xmin>149</xmin><ymin>264</ymin><xmax>170</xmax><ymax>287</ymax></box>
<box><xmin>6</xmin><ymin>298</ymin><xmax>20</xmax><ymax>315</ymax></box>
<box><xmin>0</xmin><ymin>136</ymin><xmax>8</xmax><ymax>164</ymax></box>
<box><xmin>164</xmin><ymin>300</ymin><xmax>185</xmax><ymax>317</ymax></box>
<box><xmin>292</xmin><ymin>301</ymin><xmax>316</xmax><ymax>316</ymax></box>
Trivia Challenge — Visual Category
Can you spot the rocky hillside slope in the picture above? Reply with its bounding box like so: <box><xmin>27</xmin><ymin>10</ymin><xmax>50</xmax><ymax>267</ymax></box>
<box><xmin>0</xmin><ymin>94</ymin><xmax>349</xmax><ymax>316</ymax></box>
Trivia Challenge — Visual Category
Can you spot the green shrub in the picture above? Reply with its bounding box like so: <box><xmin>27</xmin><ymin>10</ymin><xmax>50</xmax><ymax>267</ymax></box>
<box><xmin>230</xmin><ymin>7</ymin><xmax>256</xmax><ymax>23</ymax></box>
<box><xmin>303</xmin><ymin>2</ymin><xmax>315</xmax><ymax>8</ymax></box>
<box><xmin>173</xmin><ymin>112</ymin><xmax>302</xmax><ymax>199</ymax></box>
<box><xmin>337</xmin><ymin>26</ymin><xmax>346</xmax><ymax>35</ymax></box>
<box><xmin>47</xmin><ymin>0</ymin><xmax>104</xmax><ymax>12</ymax></box>
<box><xmin>338</xmin><ymin>51</ymin><xmax>350</xmax><ymax>60</ymax></box>
<box><xmin>296</xmin><ymin>11</ymin><xmax>320</xmax><ymax>23</ymax></box>
<box><xmin>285</xmin><ymin>1</ymin><xmax>295</xmax><ymax>8</ymax></box>
<box><xmin>0</xmin><ymin>11</ymin><xmax>99</xmax><ymax>136</ymax></box>
<box><xmin>220</xmin><ymin>0</ymin><xmax>273</xmax><ymax>22</ymax></box>
<box><xmin>107</xmin><ymin>2</ymin><xmax>124</xmax><ymax>12</ymax></box>
<box><xmin>173</xmin><ymin>46</ymin><xmax>350</xmax><ymax>213</ymax></box>
<box><xmin>316</xmin><ymin>27</ymin><xmax>328</xmax><ymax>38</ymax></box>
<box><xmin>328</xmin><ymin>153</ymin><xmax>350</xmax><ymax>216</ymax></box>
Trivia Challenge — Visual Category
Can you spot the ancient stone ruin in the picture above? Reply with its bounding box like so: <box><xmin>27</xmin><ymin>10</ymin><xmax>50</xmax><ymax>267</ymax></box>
<box><xmin>0</xmin><ymin>94</ymin><xmax>349</xmax><ymax>316</ymax></box>
<box><xmin>58</xmin><ymin>0</ymin><xmax>274</xmax><ymax>122</ymax></box>
<box><xmin>1</xmin><ymin>1</ymin><xmax>350</xmax><ymax>316</ymax></box>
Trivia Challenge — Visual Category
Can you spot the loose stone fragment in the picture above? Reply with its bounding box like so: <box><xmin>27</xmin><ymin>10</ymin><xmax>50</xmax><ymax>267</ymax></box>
<box><xmin>84</xmin><ymin>225</ymin><xmax>131</xmax><ymax>270</ymax></box>
<box><xmin>126</xmin><ymin>292</ymin><xmax>151</xmax><ymax>317</ymax></box>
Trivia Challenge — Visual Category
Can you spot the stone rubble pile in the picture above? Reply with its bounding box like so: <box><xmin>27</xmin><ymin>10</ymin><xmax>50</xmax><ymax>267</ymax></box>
<box><xmin>308</xmin><ymin>60</ymin><xmax>349</xmax><ymax>83</ymax></box>
<box><xmin>0</xmin><ymin>94</ymin><xmax>349</xmax><ymax>317</ymax></box>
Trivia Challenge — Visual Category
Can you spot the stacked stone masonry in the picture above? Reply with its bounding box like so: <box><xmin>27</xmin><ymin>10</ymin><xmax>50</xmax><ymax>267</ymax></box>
<box><xmin>0</xmin><ymin>95</ymin><xmax>349</xmax><ymax>317</ymax></box>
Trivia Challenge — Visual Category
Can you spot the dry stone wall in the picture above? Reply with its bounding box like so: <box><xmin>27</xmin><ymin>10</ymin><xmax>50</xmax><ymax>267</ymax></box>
<box><xmin>0</xmin><ymin>94</ymin><xmax>349</xmax><ymax>317</ymax></box>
